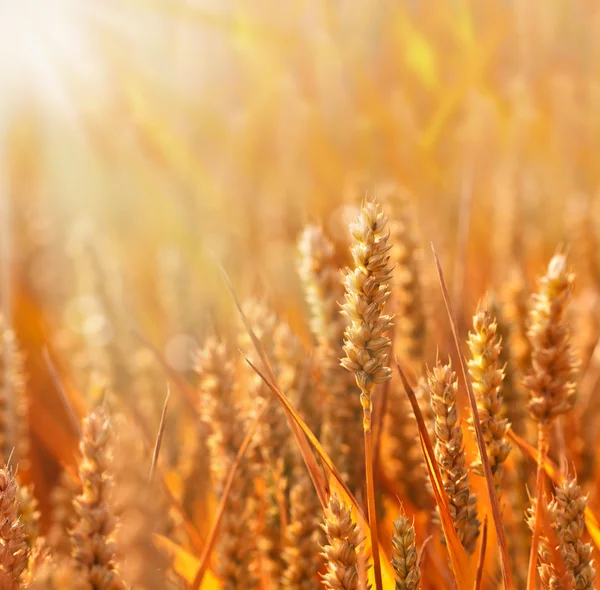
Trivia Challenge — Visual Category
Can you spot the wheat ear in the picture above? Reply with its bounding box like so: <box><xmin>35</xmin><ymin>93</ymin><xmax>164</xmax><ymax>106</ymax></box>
<box><xmin>549</xmin><ymin>477</ymin><xmax>595</xmax><ymax>589</ymax></box>
<box><xmin>320</xmin><ymin>494</ymin><xmax>367</xmax><ymax>590</ymax></box>
<box><xmin>196</xmin><ymin>337</ymin><xmax>256</xmax><ymax>589</ymax></box>
<box><xmin>71</xmin><ymin>407</ymin><xmax>124</xmax><ymax>589</ymax></box>
<box><xmin>428</xmin><ymin>360</ymin><xmax>480</xmax><ymax>554</ymax></box>
<box><xmin>0</xmin><ymin>467</ymin><xmax>29</xmax><ymax>589</ymax></box>
<box><xmin>467</xmin><ymin>305</ymin><xmax>511</xmax><ymax>494</ymax></box>
<box><xmin>392</xmin><ymin>508</ymin><xmax>421</xmax><ymax>590</ymax></box>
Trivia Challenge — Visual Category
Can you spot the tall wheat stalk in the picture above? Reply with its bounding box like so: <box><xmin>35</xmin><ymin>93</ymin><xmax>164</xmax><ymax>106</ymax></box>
<box><xmin>341</xmin><ymin>200</ymin><xmax>394</xmax><ymax>590</ymax></box>
<box><xmin>524</xmin><ymin>253</ymin><xmax>578</xmax><ymax>589</ymax></box>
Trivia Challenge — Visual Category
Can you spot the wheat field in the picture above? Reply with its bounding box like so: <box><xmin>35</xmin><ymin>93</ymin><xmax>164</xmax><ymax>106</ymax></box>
<box><xmin>1</xmin><ymin>0</ymin><xmax>600</xmax><ymax>588</ymax></box>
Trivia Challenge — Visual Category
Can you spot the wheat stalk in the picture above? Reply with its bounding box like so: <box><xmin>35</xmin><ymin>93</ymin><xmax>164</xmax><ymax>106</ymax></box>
<box><xmin>525</xmin><ymin>252</ymin><xmax>578</xmax><ymax>589</ymax></box>
<box><xmin>341</xmin><ymin>199</ymin><xmax>394</xmax><ymax>590</ymax></box>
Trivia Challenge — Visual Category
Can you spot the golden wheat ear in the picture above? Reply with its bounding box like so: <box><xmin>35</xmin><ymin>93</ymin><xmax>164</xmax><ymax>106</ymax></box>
<box><xmin>320</xmin><ymin>494</ymin><xmax>367</xmax><ymax>590</ymax></box>
<box><xmin>0</xmin><ymin>466</ymin><xmax>30</xmax><ymax>587</ymax></box>
<box><xmin>70</xmin><ymin>407</ymin><xmax>125</xmax><ymax>589</ymax></box>
<box><xmin>549</xmin><ymin>477</ymin><xmax>596</xmax><ymax>589</ymax></box>
<box><xmin>392</xmin><ymin>506</ymin><xmax>421</xmax><ymax>590</ymax></box>
<box><xmin>427</xmin><ymin>360</ymin><xmax>480</xmax><ymax>554</ymax></box>
<box><xmin>195</xmin><ymin>337</ymin><xmax>256</xmax><ymax>588</ymax></box>
<box><xmin>282</xmin><ymin>468</ymin><xmax>321</xmax><ymax>590</ymax></box>
<box><xmin>467</xmin><ymin>303</ymin><xmax>511</xmax><ymax>495</ymax></box>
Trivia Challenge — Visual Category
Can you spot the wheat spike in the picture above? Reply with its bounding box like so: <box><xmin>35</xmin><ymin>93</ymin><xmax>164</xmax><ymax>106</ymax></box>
<box><xmin>524</xmin><ymin>252</ymin><xmax>578</xmax><ymax>424</ymax></box>
<box><xmin>527</xmin><ymin>497</ymin><xmax>562</xmax><ymax>588</ymax></box>
<box><xmin>428</xmin><ymin>360</ymin><xmax>480</xmax><ymax>554</ymax></box>
<box><xmin>195</xmin><ymin>337</ymin><xmax>257</xmax><ymax>589</ymax></box>
<box><xmin>320</xmin><ymin>495</ymin><xmax>367</xmax><ymax>590</ymax></box>
<box><xmin>282</xmin><ymin>468</ymin><xmax>321</xmax><ymax>590</ymax></box>
<box><xmin>0</xmin><ymin>320</ymin><xmax>29</xmax><ymax>471</ymax></box>
<box><xmin>70</xmin><ymin>408</ymin><xmax>124</xmax><ymax>590</ymax></box>
<box><xmin>467</xmin><ymin>305</ymin><xmax>511</xmax><ymax>493</ymax></box>
<box><xmin>0</xmin><ymin>467</ymin><xmax>29</xmax><ymax>589</ymax></box>
<box><xmin>391</xmin><ymin>509</ymin><xmax>421</xmax><ymax>590</ymax></box>
<box><xmin>549</xmin><ymin>477</ymin><xmax>595</xmax><ymax>590</ymax></box>
<box><xmin>340</xmin><ymin>199</ymin><xmax>393</xmax><ymax>426</ymax></box>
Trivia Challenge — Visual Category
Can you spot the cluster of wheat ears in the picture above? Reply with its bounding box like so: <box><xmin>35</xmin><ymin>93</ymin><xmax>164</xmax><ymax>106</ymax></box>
<box><xmin>1</xmin><ymin>185</ymin><xmax>599</xmax><ymax>590</ymax></box>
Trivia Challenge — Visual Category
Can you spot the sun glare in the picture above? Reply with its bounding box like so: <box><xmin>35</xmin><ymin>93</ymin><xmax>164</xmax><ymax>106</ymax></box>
<box><xmin>0</xmin><ymin>0</ymin><xmax>106</xmax><ymax>116</ymax></box>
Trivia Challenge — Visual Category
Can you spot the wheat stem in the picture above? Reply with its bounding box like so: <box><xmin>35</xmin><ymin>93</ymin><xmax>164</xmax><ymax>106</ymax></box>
<box><xmin>527</xmin><ymin>425</ymin><xmax>549</xmax><ymax>590</ymax></box>
<box><xmin>364</xmin><ymin>424</ymin><xmax>383</xmax><ymax>590</ymax></box>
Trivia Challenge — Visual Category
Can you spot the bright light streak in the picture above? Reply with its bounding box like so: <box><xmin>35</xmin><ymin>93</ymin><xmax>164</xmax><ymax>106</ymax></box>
<box><xmin>0</xmin><ymin>0</ymin><xmax>106</xmax><ymax>116</ymax></box>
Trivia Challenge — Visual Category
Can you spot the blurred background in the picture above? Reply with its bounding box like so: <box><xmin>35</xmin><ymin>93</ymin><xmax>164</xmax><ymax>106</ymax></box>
<box><xmin>2</xmin><ymin>0</ymin><xmax>600</xmax><ymax>516</ymax></box>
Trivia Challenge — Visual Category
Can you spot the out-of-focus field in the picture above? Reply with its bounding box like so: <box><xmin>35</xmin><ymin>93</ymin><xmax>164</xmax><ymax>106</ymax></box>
<box><xmin>2</xmin><ymin>1</ymin><xmax>600</xmax><ymax>589</ymax></box>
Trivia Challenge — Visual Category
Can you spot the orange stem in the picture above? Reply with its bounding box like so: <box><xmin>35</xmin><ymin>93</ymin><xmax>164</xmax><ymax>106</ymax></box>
<box><xmin>526</xmin><ymin>425</ymin><xmax>549</xmax><ymax>590</ymax></box>
<box><xmin>364</xmin><ymin>422</ymin><xmax>383</xmax><ymax>590</ymax></box>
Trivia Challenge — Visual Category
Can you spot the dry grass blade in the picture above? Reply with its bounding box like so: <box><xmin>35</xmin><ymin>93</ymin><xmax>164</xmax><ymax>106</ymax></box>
<box><xmin>219</xmin><ymin>261</ymin><xmax>276</xmax><ymax>383</ymax></box>
<box><xmin>475</xmin><ymin>515</ymin><xmax>488</xmax><ymax>590</ymax></box>
<box><xmin>190</xmin><ymin>403</ymin><xmax>266</xmax><ymax>590</ymax></box>
<box><xmin>153</xmin><ymin>534</ymin><xmax>221</xmax><ymax>588</ymax></box>
<box><xmin>432</xmin><ymin>245</ymin><xmax>515</xmax><ymax>590</ymax></box>
<box><xmin>131</xmin><ymin>326</ymin><xmax>198</xmax><ymax>412</ymax></box>
<box><xmin>396</xmin><ymin>359</ymin><xmax>472</xmax><ymax>587</ymax></box>
<box><xmin>42</xmin><ymin>346</ymin><xmax>82</xmax><ymax>439</ymax></box>
<box><xmin>117</xmin><ymin>396</ymin><xmax>207</xmax><ymax>554</ymax></box>
<box><xmin>149</xmin><ymin>386</ymin><xmax>170</xmax><ymax>483</ymax></box>
<box><xmin>416</xmin><ymin>535</ymin><xmax>433</xmax><ymax>568</ymax></box>
<box><xmin>244</xmin><ymin>357</ymin><xmax>336</xmax><ymax>510</ymax></box>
